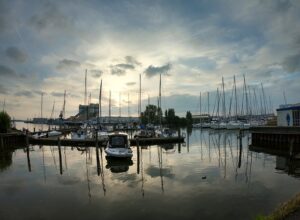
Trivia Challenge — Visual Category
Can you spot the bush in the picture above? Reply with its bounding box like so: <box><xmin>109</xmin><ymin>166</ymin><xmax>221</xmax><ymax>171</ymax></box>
<box><xmin>0</xmin><ymin>111</ymin><xmax>11</xmax><ymax>133</ymax></box>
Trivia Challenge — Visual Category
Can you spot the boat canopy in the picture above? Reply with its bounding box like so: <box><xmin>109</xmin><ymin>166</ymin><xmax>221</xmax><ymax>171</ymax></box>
<box><xmin>109</xmin><ymin>135</ymin><xmax>128</xmax><ymax>148</ymax></box>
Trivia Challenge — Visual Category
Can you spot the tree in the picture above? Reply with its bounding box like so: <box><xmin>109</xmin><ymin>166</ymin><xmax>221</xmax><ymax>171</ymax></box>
<box><xmin>141</xmin><ymin>105</ymin><xmax>162</xmax><ymax>125</ymax></box>
<box><xmin>0</xmin><ymin>111</ymin><xmax>11</xmax><ymax>133</ymax></box>
<box><xmin>186</xmin><ymin>111</ymin><xmax>193</xmax><ymax>125</ymax></box>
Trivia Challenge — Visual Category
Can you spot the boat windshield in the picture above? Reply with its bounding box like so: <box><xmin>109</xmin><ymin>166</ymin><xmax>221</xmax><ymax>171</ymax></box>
<box><xmin>110</xmin><ymin>136</ymin><xmax>127</xmax><ymax>148</ymax></box>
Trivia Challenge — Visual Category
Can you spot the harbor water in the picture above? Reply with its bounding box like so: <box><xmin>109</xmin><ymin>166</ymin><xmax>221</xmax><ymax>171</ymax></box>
<box><xmin>0</xmin><ymin>126</ymin><xmax>299</xmax><ymax>220</ymax></box>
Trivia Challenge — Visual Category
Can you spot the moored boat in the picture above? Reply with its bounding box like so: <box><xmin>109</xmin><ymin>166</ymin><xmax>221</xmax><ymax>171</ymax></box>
<box><xmin>105</xmin><ymin>132</ymin><xmax>133</xmax><ymax>158</ymax></box>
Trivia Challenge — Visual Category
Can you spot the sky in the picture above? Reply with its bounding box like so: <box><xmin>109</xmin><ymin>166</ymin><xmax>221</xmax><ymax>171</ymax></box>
<box><xmin>1</xmin><ymin>0</ymin><xmax>300</xmax><ymax>119</ymax></box>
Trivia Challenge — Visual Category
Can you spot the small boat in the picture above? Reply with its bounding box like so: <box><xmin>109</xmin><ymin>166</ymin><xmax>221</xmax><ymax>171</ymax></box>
<box><xmin>71</xmin><ymin>129</ymin><xmax>87</xmax><ymax>140</ymax></box>
<box><xmin>105</xmin><ymin>132</ymin><xmax>133</xmax><ymax>158</ymax></box>
<box><xmin>32</xmin><ymin>132</ymin><xmax>47</xmax><ymax>139</ymax></box>
<box><xmin>48</xmin><ymin>130</ymin><xmax>62</xmax><ymax>137</ymax></box>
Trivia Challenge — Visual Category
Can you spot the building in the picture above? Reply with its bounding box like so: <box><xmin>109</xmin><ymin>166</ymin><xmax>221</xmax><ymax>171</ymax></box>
<box><xmin>192</xmin><ymin>114</ymin><xmax>211</xmax><ymax>123</ymax></box>
<box><xmin>79</xmin><ymin>103</ymin><xmax>99</xmax><ymax>119</ymax></box>
<box><xmin>277</xmin><ymin>103</ymin><xmax>300</xmax><ymax>126</ymax></box>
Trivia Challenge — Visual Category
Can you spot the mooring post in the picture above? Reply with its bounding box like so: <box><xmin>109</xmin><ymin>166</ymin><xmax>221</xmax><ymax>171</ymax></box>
<box><xmin>289</xmin><ymin>138</ymin><xmax>294</xmax><ymax>159</ymax></box>
<box><xmin>58</xmin><ymin>137</ymin><xmax>63</xmax><ymax>175</ymax></box>
<box><xmin>0</xmin><ymin>135</ymin><xmax>3</xmax><ymax>150</ymax></box>
<box><xmin>26</xmin><ymin>144</ymin><xmax>31</xmax><ymax>172</ymax></box>
<box><xmin>137</xmin><ymin>138</ymin><xmax>140</xmax><ymax>174</ymax></box>
<box><xmin>26</xmin><ymin>134</ymin><xmax>29</xmax><ymax>146</ymax></box>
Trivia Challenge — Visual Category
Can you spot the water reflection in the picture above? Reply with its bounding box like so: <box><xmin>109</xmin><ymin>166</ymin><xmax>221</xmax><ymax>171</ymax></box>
<box><xmin>105</xmin><ymin>157</ymin><xmax>133</xmax><ymax>173</ymax></box>
<box><xmin>0</xmin><ymin>150</ymin><xmax>12</xmax><ymax>171</ymax></box>
<box><xmin>1</xmin><ymin>129</ymin><xmax>300</xmax><ymax>220</ymax></box>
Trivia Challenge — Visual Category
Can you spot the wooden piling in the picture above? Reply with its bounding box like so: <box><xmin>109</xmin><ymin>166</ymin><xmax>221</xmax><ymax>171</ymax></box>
<box><xmin>136</xmin><ymin>138</ymin><xmax>140</xmax><ymax>174</ymax></box>
<box><xmin>58</xmin><ymin>137</ymin><xmax>63</xmax><ymax>175</ymax></box>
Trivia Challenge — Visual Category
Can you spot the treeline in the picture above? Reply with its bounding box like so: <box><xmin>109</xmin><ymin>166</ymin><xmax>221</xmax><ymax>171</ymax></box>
<box><xmin>140</xmin><ymin>104</ymin><xmax>192</xmax><ymax>127</ymax></box>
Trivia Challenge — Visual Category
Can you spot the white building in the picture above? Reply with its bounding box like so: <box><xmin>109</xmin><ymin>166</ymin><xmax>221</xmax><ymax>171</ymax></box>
<box><xmin>277</xmin><ymin>103</ymin><xmax>300</xmax><ymax>126</ymax></box>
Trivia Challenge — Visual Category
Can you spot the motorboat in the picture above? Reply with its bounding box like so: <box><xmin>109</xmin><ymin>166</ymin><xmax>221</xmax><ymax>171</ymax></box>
<box><xmin>105</xmin><ymin>132</ymin><xmax>133</xmax><ymax>158</ymax></box>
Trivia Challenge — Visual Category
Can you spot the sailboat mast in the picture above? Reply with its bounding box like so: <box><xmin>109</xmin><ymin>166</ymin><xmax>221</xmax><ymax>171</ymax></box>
<box><xmin>283</xmin><ymin>90</ymin><xmax>287</xmax><ymax>105</ymax></box>
<box><xmin>84</xmin><ymin>69</ymin><xmax>87</xmax><ymax>105</ymax></box>
<box><xmin>243</xmin><ymin>75</ymin><xmax>249</xmax><ymax>117</ymax></box>
<box><xmin>99</xmin><ymin>79</ymin><xmax>102</xmax><ymax>120</ymax></box>
<box><xmin>41</xmin><ymin>92</ymin><xmax>43</xmax><ymax>119</ymax></box>
<box><xmin>261</xmin><ymin>83</ymin><xmax>267</xmax><ymax>115</ymax></box>
<box><xmin>50</xmin><ymin>100</ymin><xmax>55</xmax><ymax>119</ymax></box>
<box><xmin>234</xmin><ymin>75</ymin><xmax>237</xmax><ymax>121</ymax></box>
<box><xmin>222</xmin><ymin>77</ymin><xmax>226</xmax><ymax>120</ymax></box>
<box><xmin>139</xmin><ymin>74</ymin><xmax>141</xmax><ymax>118</ymax></box>
<box><xmin>62</xmin><ymin>90</ymin><xmax>66</xmax><ymax>119</ymax></box>
<box><xmin>207</xmin><ymin>92</ymin><xmax>209</xmax><ymax>116</ymax></box>
<box><xmin>159</xmin><ymin>73</ymin><xmax>162</xmax><ymax>125</ymax></box>
<box><xmin>109</xmin><ymin>90</ymin><xmax>111</xmax><ymax>122</ymax></box>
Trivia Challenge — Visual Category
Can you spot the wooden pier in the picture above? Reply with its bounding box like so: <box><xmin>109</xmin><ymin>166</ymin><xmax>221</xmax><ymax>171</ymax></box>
<box><xmin>250</xmin><ymin>126</ymin><xmax>300</xmax><ymax>152</ymax></box>
<box><xmin>1</xmin><ymin>128</ymin><xmax>185</xmax><ymax>151</ymax></box>
<box><xmin>29</xmin><ymin>136</ymin><xmax>185</xmax><ymax>147</ymax></box>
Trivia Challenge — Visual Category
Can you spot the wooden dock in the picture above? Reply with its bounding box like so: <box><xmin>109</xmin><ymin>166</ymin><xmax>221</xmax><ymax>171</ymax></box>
<box><xmin>29</xmin><ymin>136</ymin><xmax>185</xmax><ymax>147</ymax></box>
<box><xmin>250</xmin><ymin>126</ymin><xmax>300</xmax><ymax>152</ymax></box>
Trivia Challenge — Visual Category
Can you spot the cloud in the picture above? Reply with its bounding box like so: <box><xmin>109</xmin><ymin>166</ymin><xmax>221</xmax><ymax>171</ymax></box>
<box><xmin>125</xmin><ymin>56</ymin><xmax>141</xmax><ymax>66</ymax></box>
<box><xmin>144</xmin><ymin>63</ymin><xmax>171</xmax><ymax>78</ymax></box>
<box><xmin>14</xmin><ymin>90</ymin><xmax>34</xmax><ymax>98</ymax></box>
<box><xmin>57</xmin><ymin>59</ymin><xmax>81</xmax><ymax>70</ymax></box>
<box><xmin>282</xmin><ymin>53</ymin><xmax>300</xmax><ymax>73</ymax></box>
<box><xmin>116</xmin><ymin>63</ymin><xmax>135</xmax><ymax>69</ymax></box>
<box><xmin>51</xmin><ymin>91</ymin><xmax>65</xmax><ymax>97</ymax></box>
<box><xmin>0</xmin><ymin>65</ymin><xmax>17</xmax><ymax>77</ymax></box>
<box><xmin>5</xmin><ymin>47</ymin><xmax>28</xmax><ymax>63</ymax></box>
<box><xmin>0</xmin><ymin>84</ymin><xmax>7</xmax><ymax>94</ymax></box>
<box><xmin>126</xmin><ymin>82</ymin><xmax>136</xmax><ymax>86</ymax></box>
<box><xmin>29</xmin><ymin>2</ymin><xmax>71</xmax><ymax>31</ymax></box>
<box><xmin>111</xmin><ymin>67</ymin><xmax>126</xmax><ymax>76</ymax></box>
<box><xmin>90</xmin><ymin>69</ymin><xmax>103</xmax><ymax>78</ymax></box>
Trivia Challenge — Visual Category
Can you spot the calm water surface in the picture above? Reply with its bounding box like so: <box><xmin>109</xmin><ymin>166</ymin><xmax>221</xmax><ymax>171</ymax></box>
<box><xmin>1</xmin><ymin>126</ymin><xmax>299</xmax><ymax>220</ymax></box>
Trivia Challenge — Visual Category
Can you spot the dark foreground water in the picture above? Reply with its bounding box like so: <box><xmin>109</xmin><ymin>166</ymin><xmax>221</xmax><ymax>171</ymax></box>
<box><xmin>1</xmin><ymin>128</ymin><xmax>299</xmax><ymax>220</ymax></box>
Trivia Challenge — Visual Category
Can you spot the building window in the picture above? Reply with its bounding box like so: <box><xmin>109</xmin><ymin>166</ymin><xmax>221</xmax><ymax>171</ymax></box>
<box><xmin>293</xmin><ymin>110</ymin><xmax>300</xmax><ymax>126</ymax></box>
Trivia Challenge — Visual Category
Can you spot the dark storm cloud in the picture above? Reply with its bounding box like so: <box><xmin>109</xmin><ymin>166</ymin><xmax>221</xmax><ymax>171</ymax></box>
<box><xmin>57</xmin><ymin>59</ymin><xmax>81</xmax><ymax>70</ymax></box>
<box><xmin>144</xmin><ymin>63</ymin><xmax>171</xmax><ymax>78</ymax></box>
<box><xmin>5</xmin><ymin>47</ymin><xmax>28</xmax><ymax>63</ymax></box>
<box><xmin>14</xmin><ymin>90</ymin><xmax>34</xmax><ymax>98</ymax></box>
<box><xmin>0</xmin><ymin>65</ymin><xmax>17</xmax><ymax>77</ymax></box>
<box><xmin>91</xmin><ymin>69</ymin><xmax>103</xmax><ymax>78</ymax></box>
<box><xmin>126</xmin><ymin>82</ymin><xmax>136</xmax><ymax>86</ymax></box>
<box><xmin>0</xmin><ymin>84</ymin><xmax>7</xmax><ymax>94</ymax></box>
<box><xmin>282</xmin><ymin>53</ymin><xmax>300</xmax><ymax>73</ymax></box>
<box><xmin>29</xmin><ymin>2</ymin><xmax>71</xmax><ymax>31</ymax></box>
<box><xmin>125</xmin><ymin>56</ymin><xmax>141</xmax><ymax>66</ymax></box>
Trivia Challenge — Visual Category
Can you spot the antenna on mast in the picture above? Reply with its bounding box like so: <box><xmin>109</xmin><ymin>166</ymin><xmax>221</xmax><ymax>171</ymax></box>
<box><xmin>283</xmin><ymin>90</ymin><xmax>287</xmax><ymax>105</ymax></box>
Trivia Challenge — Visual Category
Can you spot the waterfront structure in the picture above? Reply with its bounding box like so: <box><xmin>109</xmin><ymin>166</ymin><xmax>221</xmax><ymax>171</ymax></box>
<box><xmin>79</xmin><ymin>103</ymin><xmax>99</xmax><ymax>119</ymax></box>
<box><xmin>277</xmin><ymin>103</ymin><xmax>300</xmax><ymax>126</ymax></box>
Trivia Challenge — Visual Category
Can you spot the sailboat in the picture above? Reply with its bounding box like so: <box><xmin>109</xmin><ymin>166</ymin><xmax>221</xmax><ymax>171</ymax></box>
<box><xmin>96</xmin><ymin>79</ymin><xmax>109</xmax><ymax>141</ymax></box>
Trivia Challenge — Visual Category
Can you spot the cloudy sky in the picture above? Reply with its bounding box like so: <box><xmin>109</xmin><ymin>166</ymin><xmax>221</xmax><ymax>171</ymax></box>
<box><xmin>1</xmin><ymin>0</ymin><xmax>300</xmax><ymax>119</ymax></box>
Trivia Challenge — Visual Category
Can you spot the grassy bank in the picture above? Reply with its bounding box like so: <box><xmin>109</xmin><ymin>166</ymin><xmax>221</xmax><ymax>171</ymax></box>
<box><xmin>256</xmin><ymin>193</ymin><xmax>300</xmax><ymax>220</ymax></box>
